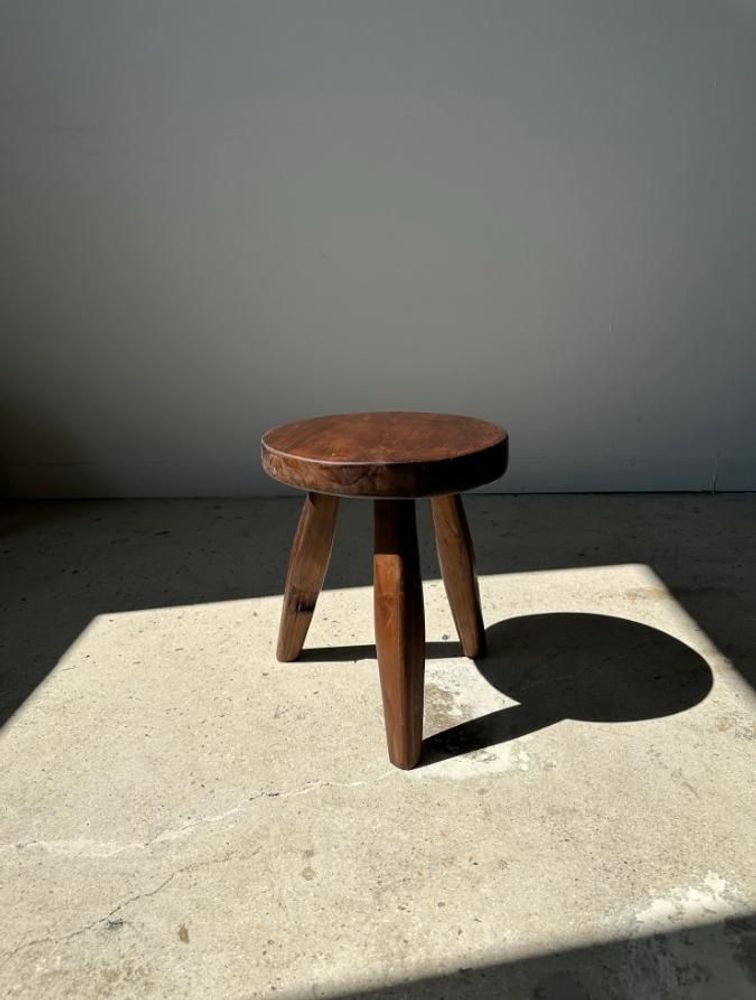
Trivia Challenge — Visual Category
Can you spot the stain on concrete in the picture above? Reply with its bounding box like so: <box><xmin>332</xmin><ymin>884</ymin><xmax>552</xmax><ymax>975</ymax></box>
<box><xmin>624</xmin><ymin>585</ymin><xmax>668</xmax><ymax>603</ymax></box>
<box><xmin>424</xmin><ymin>683</ymin><xmax>467</xmax><ymax>732</ymax></box>
<box><xmin>635</xmin><ymin>873</ymin><xmax>740</xmax><ymax>933</ymax></box>
<box><xmin>716</xmin><ymin>715</ymin><xmax>756</xmax><ymax>741</ymax></box>
<box><xmin>33</xmin><ymin>958</ymin><xmax>155</xmax><ymax>997</ymax></box>
<box><xmin>178</xmin><ymin>924</ymin><xmax>189</xmax><ymax>944</ymax></box>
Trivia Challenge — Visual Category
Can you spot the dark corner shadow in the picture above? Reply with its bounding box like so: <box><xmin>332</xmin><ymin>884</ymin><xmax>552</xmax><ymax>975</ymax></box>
<box><xmin>422</xmin><ymin>613</ymin><xmax>713</xmax><ymax>766</ymax></box>
<box><xmin>318</xmin><ymin>913</ymin><xmax>756</xmax><ymax>1000</ymax></box>
<box><xmin>299</xmin><ymin>641</ymin><xmax>461</xmax><ymax>663</ymax></box>
<box><xmin>0</xmin><ymin>401</ymin><xmax>110</xmax><ymax>502</ymax></box>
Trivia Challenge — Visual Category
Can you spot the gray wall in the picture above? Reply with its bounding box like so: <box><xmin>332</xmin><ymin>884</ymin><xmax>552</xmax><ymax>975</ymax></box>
<box><xmin>2</xmin><ymin>1</ymin><xmax>755</xmax><ymax>497</ymax></box>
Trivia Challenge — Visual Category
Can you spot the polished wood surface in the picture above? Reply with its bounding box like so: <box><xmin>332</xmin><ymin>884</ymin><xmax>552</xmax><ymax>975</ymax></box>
<box><xmin>276</xmin><ymin>492</ymin><xmax>339</xmax><ymax>662</ymax></box>
<box><xmin>373</xmin><ymin>499</ymin><xmax>425</xmax><ymax>769</ymax></box>
<box><xmin>262</xmin><ymin>411</ymin><xmax>507</xmax><ymax>498</ymax></box>
<box><xmin>431</xmin><ymin>494</ymin><xmax>486</xmax><ymax>658</ymax></box>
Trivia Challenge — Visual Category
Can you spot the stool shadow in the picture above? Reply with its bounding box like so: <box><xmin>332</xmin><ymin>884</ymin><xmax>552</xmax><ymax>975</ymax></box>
<box><xmin>422</xmin><ymin>612</ymin><xmax>713</xmax><ymax>766</ymax></box>
<box><xmin>299</xmin><ymin>641</ymin><xmax>460</xmax><ymax>663</ymax></box>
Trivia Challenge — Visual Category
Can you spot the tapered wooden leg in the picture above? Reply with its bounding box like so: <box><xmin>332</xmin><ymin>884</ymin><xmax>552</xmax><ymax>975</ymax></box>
<box><xmin>276</xmin><ymin>492</ymin><xmax>339</xmax><ymax>662</ymax></box>
<box><xmin>431</xmin><ymin>494</ymin><xmax>486</xmax><ymax>658</ymax></box>
<box><xmin>373</xmin><ymin>499</ymin><xmax>425</xmax><ymax>769</ymax></box>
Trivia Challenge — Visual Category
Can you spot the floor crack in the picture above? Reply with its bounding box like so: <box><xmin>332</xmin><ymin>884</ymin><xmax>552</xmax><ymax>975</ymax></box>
<box><xmin>2</xmin><ymin>772</ymin><xmax>393</xmax><ymax>859</ymax></box>
<box><xmin>0</xmin><ymin>848</ymin><xmax>259</xmax><ymax>969</ymax></box>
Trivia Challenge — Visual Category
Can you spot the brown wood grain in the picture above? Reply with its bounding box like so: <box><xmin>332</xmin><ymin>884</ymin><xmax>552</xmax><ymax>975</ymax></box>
<box><xmin>276</xmin><ymin>492</ymin><xmax>339</xmax><ymax>662</ymax></box>
<box><xmin>431</xmin><ymin>494</ymin><xmax>486</xmax><ymax>658</ymax></box>
<box><xmin>262</xmin><ymin>411</ymin><xmax>507</xmax><ymax>498</ymax></box>
<box><xmin>265</xmin><ymin>411</ymin><xmax>507</xmax><ymax>768</ymax></box>
<box><xmin>373</xmin><ymin>499</ymin><xmax>425</xmax><ymax>769</ymax></box>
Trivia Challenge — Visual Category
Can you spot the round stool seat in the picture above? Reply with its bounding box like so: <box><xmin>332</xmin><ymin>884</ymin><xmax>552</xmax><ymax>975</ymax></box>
<box><xmin>261</xmin><ymin>411</ymin><xmax>508</xmax><ymax>498</ymax></box>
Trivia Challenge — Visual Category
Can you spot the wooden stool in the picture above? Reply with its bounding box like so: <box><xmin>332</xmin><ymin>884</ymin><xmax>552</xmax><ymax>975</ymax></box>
<box><xmin>261</xmin><ymin>412</ymin><xmax>508</xmax><ymax>769</ymax></box>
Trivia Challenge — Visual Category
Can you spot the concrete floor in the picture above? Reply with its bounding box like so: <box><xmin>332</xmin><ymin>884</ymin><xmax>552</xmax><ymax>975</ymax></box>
<box><xmin>1</xmin><ymin>494</ymin><xmax>755</xmax><ymax>999</ymax></box>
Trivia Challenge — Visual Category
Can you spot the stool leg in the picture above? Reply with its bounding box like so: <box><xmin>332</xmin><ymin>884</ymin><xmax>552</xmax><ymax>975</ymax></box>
<box><xmin>431</xmin><ymin>494</ymin><xmax>486</xmax><ymax>658</ymax></box>
<box><xmin>373</xmin><ymin>499</ymin><xmax>425</xmax><ymax>769</ymax></box>
<box><xmin>276</xmin><ymin>492</ymin><xmax>339</xmax><ymax>662</ymax></box>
